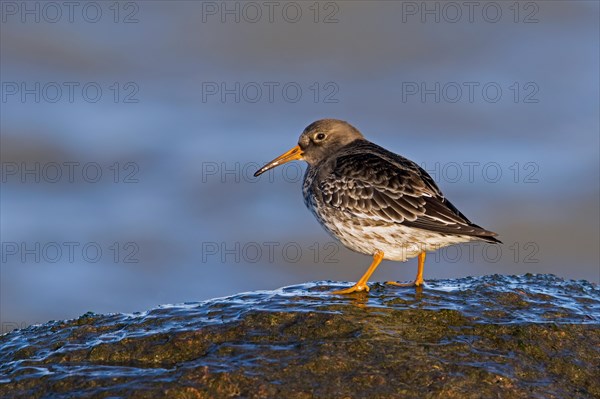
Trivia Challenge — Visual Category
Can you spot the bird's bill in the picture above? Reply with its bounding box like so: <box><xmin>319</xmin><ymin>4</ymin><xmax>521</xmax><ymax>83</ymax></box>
<box><xmin>254</xmin><ymin>145</ymin><xmax>303</xmax><ymax>177</ymax></box>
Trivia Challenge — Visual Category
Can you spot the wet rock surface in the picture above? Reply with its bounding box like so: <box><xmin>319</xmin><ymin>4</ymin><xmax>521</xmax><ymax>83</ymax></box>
<box><xmin>1</xmin><ymin>274</ymin><xmax>599</xmax><ymax>398</ymax></box>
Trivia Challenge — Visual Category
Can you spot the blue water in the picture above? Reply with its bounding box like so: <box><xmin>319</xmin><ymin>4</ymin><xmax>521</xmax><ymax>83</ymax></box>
<box><xmin>1</xmin><ymin>1</ymin><xmax>598</xmax><ymax>331</ymax></box>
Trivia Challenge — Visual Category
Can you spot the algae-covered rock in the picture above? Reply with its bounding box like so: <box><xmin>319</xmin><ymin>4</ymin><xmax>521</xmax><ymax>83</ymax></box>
<box><xmin>1</xmin><ymin>274</ymin><xmax>599</xmax><ymax>398</ymax></box>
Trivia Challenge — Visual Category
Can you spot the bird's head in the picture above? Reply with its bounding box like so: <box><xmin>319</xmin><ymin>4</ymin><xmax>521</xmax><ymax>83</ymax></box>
<box><xmin>254</xmin><ymin>119</ymin><xmax>363</xmax><ymax>176</ymax></box>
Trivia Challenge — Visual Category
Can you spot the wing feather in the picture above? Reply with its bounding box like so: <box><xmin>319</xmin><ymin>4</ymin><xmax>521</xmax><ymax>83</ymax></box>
<box><xmin>317</xmin><ymin>145</ymin><xmax>498</xmax><ymax>239</ymax></box>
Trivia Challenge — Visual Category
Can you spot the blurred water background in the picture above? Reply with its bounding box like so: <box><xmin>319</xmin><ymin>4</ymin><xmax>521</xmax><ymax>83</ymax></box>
<box><xmin>1</xmin><ymin>1</ymin><xmax>598</xmax><ymax>332</ymax></box>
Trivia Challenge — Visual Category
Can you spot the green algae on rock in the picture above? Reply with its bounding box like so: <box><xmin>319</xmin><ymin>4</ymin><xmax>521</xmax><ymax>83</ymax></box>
<box><xmin>1</xmin><ymin>274</ymin><xmax>599</xmax><ymax>398</ymax></box>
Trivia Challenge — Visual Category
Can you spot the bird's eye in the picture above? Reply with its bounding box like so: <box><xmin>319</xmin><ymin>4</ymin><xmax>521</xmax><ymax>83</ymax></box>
<box><xmin>315</xmin><ymin>133</ymin><xmax>326</xmax><ymax>141</ymax></box>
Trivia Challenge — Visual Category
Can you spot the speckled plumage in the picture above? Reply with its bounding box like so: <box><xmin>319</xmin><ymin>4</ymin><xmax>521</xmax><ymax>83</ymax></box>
<box><xmin>255</xmin><ymin>119</ymin><xmax>500</xmax><ymax>291</ymax></box>
<box><xmin>299</xmin><ymin>120</ymin><xmax>499</xmax><ymax>262</ymax></box>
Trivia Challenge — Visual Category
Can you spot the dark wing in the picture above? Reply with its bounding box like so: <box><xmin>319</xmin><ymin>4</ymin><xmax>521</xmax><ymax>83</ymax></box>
<box><xmin>319</xmin><ymin>148</ymin><xmax>499</xmax><ymax>240</ymax></box>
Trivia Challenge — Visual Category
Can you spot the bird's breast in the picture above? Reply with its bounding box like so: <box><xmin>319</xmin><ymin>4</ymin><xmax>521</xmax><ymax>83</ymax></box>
<box><xmin>302</xmin><ymin>165</ymin><xmax>319</xmax><ymax>207</ymax></box>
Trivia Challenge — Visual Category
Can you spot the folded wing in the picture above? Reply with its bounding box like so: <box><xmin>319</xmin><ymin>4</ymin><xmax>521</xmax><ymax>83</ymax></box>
<box><xmin>318</xmin><ymin>148</ymin><xmax>499</xmax><ymax>241</ymax></box>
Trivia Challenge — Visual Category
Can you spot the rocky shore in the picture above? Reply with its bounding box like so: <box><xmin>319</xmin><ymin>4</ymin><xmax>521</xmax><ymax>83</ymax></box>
<box><xmin>1</xmin><ymin>274</ymin><xmax>598</xmax><ymax>398</ymax></box>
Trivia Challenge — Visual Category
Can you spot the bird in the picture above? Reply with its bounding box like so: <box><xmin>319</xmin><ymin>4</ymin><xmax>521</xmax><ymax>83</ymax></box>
<box><xmin>254</xmin><ymin>119</ymin><xmax>500</xmax><ymax>294</ymax></box>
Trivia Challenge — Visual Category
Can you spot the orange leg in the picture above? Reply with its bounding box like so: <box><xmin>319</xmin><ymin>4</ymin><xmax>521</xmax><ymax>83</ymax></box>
<box><xmin>332</xmin><ymin>250</ymin><xmax>384</xmax><ymax>294</ymax></box>
<box><xmin>386</xmin><ymin>251</ymin><xmax>426</xmax><ymax>287</ymax></box>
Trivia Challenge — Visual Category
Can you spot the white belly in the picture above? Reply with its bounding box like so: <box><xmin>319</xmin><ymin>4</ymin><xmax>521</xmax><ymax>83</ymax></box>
<box><xmin>318</xmin><ymin>211</ymin><xmax>474</xmax><ymax>261</ymax></box>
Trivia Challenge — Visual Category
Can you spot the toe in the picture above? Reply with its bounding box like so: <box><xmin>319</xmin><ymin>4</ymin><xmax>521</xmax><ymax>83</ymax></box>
<box><xmin>331</xmin><ymin>284</ymin><xmax>370</xmax><ymax>295</ymax></box>
<box><xmin>385</xmin><ymin>280</ymin><xmax>416</xmax><ymax>287</ymax></box>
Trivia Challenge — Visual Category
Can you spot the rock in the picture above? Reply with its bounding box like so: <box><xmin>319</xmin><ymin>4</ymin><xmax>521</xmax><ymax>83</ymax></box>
<box><xmin>1</xmin><ymin>274</ymin><xmax>599</xmax><ymax>398</ymax></box>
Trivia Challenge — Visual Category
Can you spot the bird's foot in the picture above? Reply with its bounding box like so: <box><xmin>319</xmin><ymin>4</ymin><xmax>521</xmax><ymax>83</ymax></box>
<box><xmin>331</xmin><ymin>283</ymin><xmax>370</xmax><ymax>295</ymax></box>
<box><xmin>385</xmin><ymin>280</ymin><xmax>423</xmax><ymax>287</ymax></box>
